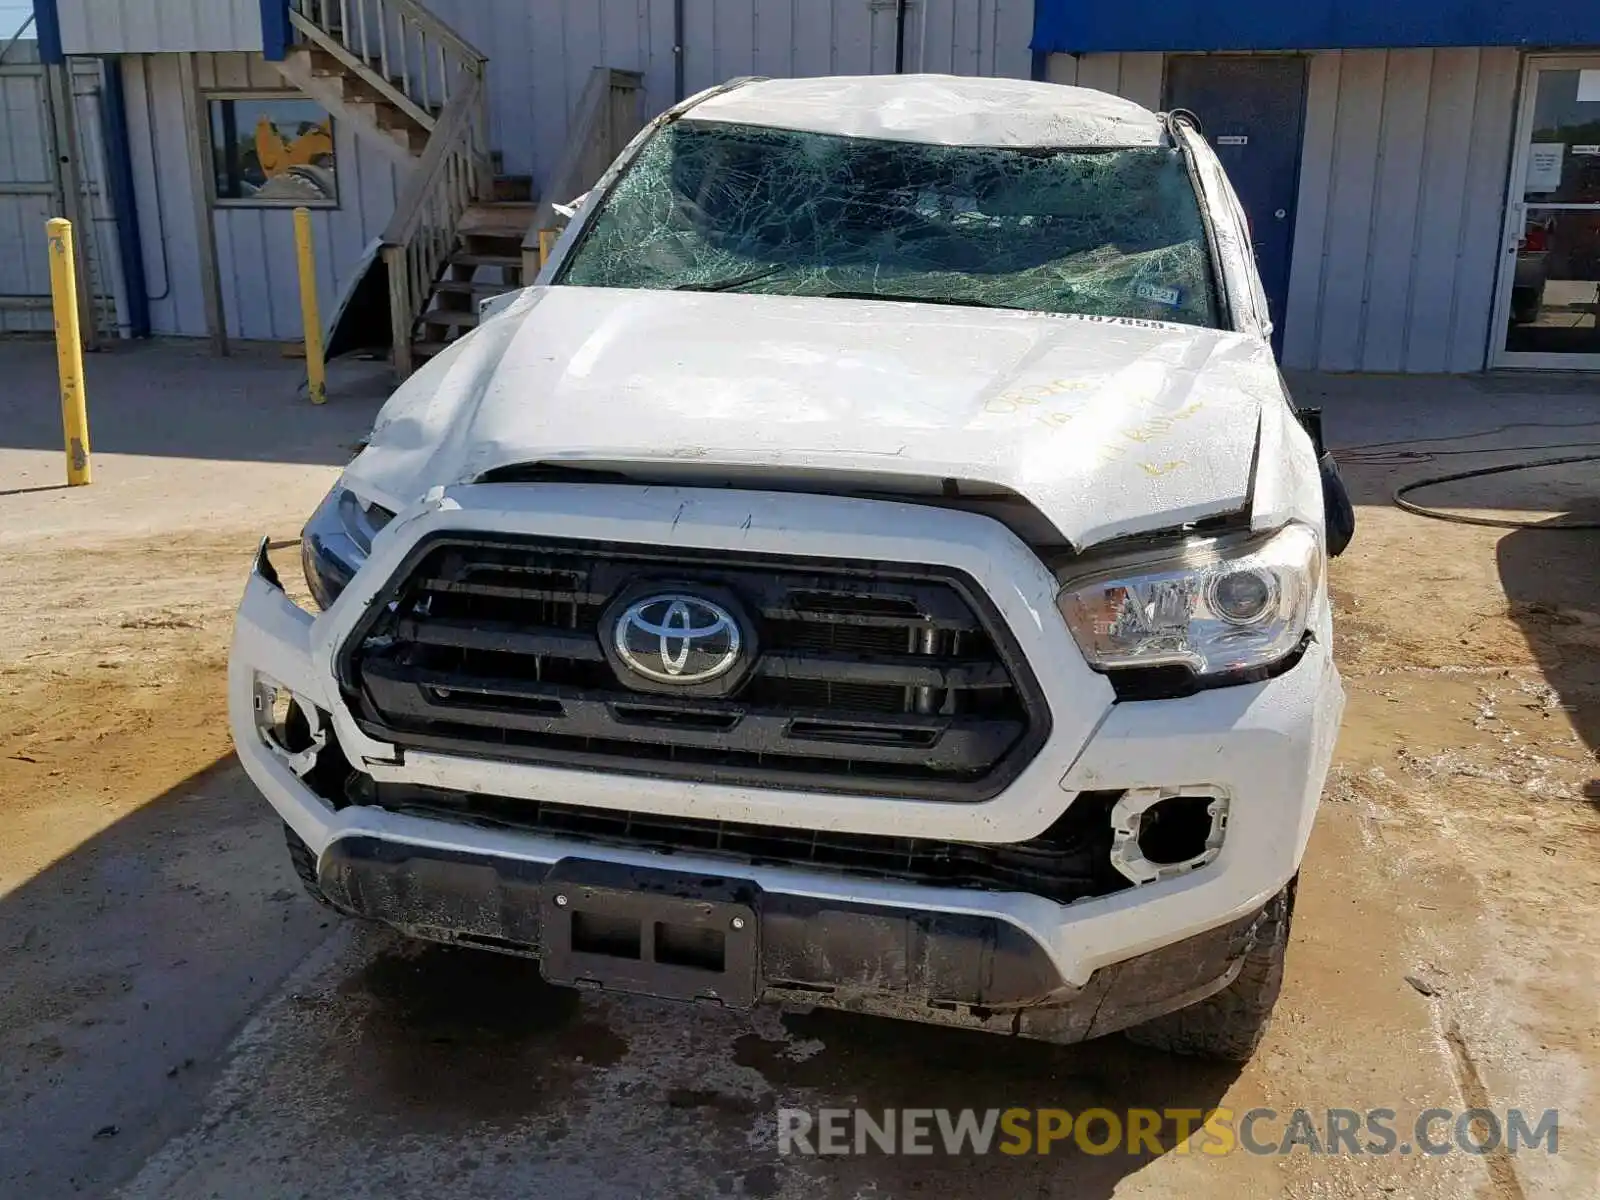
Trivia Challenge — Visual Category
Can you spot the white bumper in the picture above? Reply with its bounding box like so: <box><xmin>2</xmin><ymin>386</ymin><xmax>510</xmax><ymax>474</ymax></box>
<box><xmin>229</xmin><ymin>484</ymin><xmax>1343</xmax><ymax>987</ymax></box>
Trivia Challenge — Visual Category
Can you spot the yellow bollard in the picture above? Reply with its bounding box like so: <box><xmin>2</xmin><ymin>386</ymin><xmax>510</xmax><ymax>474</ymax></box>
<box><xmin>46</xmin><ymin>218</ymin><xmax>91</xmax><ymax>486</ymax></box>
<box><xmin>293</xmin><ymin>207</ymin><xmax>327</xmax><ymax>405</ymax></box>
<box><xmin>538</xmin><ymin>228</ymin><xmax>556</xmax><ymax>268</ymax></box>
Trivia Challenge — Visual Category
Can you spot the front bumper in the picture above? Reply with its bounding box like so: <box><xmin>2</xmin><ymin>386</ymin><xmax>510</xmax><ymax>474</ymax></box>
<box><xmin>230</xmin><ymin>484</ymin><xmax>1343</xmax><ymax>996</ymax></box>
<box><xmin>315</xmin><ymin>833</ymin><xmax>1273</xmax><ymax>1042</ymax></box>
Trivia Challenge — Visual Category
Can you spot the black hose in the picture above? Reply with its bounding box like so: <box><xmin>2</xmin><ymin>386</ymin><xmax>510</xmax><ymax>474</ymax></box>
<box><xmin>894</xmin><ymin>0</ymin><xmax>908</xmax><ymax>74</ymax></box>
<box><xmin>1391</xmin><ymin>454</ymin><xmax>1600</xmax><ymax>530</ymax></box>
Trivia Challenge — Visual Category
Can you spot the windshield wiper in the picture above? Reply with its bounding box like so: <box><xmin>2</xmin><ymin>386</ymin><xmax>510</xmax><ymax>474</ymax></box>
<box><xmin>673</xmin><ymin>264</ymin><xmax>785</xmax><ymax>292</ymax></box>
<box><xmin>810</xmin><ymin>289</ymin><xmax>1021</xmax><ymax>311</ymax></box>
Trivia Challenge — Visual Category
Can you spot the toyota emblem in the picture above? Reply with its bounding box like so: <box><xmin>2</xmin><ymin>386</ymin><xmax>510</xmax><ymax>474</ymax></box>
<box><xmin>613</xmin><ymin>593</ymin><xmax>743</xmax><ymax>685</ymax></box>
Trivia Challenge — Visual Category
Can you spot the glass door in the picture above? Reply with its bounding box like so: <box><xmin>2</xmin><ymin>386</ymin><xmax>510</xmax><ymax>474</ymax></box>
<box><xmin>1494</xmin><ymin>58</ymin><xmax>1600</xmax><ymax>367</ymax></box>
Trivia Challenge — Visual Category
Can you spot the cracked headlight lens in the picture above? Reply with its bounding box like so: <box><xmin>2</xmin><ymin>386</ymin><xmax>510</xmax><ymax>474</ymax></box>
<box><xmin>300</xmin><ymin>486</ymin><xmax>394</xmax><ymax>609</ymax></box>
<box><xmin>1057</xmin><ymin>524</ymin><xmax>1320</xmax><ymax>681</ymax></box>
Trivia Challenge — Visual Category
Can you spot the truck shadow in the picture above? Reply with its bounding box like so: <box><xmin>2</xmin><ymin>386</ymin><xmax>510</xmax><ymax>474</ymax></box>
<box><xmin>0</xmin><ymin>756</ymin><xmax>337</xmax><ymax>1200</ymax></box>
<box><xmin>0</xmin><ymin>750</ymin><xmax>1243</xmax><ymax>1199</ymax></box>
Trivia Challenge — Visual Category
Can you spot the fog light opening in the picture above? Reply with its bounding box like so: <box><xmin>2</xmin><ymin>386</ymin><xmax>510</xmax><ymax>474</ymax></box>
<box><xmin>1139</xmin><ymin>795</ymin><xmax>1217</xmax><ymax>865</ymax></box>
<box><xmin>252</xmin><ymin>675</ymin><xmax>327</xmax><ymax>778</ymax></box>
<box><xmin>1109</xmin><ymin>787</ymin><xmax>1229</xmax><ymax>885</ymax></box>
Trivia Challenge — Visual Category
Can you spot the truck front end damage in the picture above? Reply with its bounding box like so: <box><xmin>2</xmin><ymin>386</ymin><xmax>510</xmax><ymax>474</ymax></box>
<box><xmin>230</xmin><ymin>74</ymin><xmax>1347</xmax><ymax>1061</ymax></box>
<box><xmin>231</xmin><ymin>476</ymin><xmax>1341</xmax><ymax>1054</ymax></box>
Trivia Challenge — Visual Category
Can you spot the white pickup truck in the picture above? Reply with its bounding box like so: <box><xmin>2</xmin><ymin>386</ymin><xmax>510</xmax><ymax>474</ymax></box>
<box><xmin>231</xmin><ymin>75</ymin><xmax>1349</xmax><ymax>1061</ymax></box>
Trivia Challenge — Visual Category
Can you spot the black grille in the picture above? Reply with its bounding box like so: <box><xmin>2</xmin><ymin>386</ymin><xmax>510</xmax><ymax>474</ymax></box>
<box><xmin>365</xmin><ymin>781</ymin><xmax>1130</xmax><ymax>905</ymax></box>
<box><xmin>340</xmin><ymin>534</ymin><xmax>1049</xmax><ymax>799</ymax></box>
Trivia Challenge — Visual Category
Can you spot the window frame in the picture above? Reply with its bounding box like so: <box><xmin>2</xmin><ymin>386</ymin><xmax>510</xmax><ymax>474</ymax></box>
<box><xmin>205</xmin><ymin>90</ymin><xmax>340</xmax><ymax>210</ymax></box>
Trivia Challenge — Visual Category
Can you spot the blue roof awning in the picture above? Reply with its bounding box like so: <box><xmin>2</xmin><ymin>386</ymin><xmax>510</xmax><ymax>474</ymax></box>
<box><xmin>1032</xmin><ymin>0</ymin><xmax>1600</xmax><ymax>53</ymax></box>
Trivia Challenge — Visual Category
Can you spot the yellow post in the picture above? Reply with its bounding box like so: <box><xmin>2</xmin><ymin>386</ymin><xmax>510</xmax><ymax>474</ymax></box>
<box><xmin>46</xmin><ymin>218</ymin><xmax>91</xmax><ymax>487</ymax></box>
<box><xmin>293</xmin><ymin>207</ymin><xmax>327</xmax><ymax>405</ymax></box>
<box><xmin>538</xmin><ymin>228</ymin><xmax>557</xmax><ymax>268</ymax></box>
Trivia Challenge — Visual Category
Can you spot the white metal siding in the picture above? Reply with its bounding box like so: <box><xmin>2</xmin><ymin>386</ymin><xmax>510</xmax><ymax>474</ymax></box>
<box><xmin>54</xmin><ymin>0</ymin><xmax>263</xmax><ymax>55</ymax></box>
<box><xmin>0</xmin><ymin>48</ymin><xmax>120</xmax><ymax>335</ymax></box>
<box><xmin>1047</xmin><ymin>48</ymin><xmax>1519</xmax><ymax>373</ymax></box>
<box><xmin>1281</xmin><ymin>48</ymin><xmax>1520</xmax><ymax>372</ymax></box>
<box><xmin>0</xmin><ymin>63</ymin><xmax>55</xmax><ymax>331</ymax></box>
<box><xmin>123</xmin><ymin>52</ymin><xmax>404</xmax><ymax>340</ymax></box>
<box><xmin>1045</xmin><ymin>51</ymin><xmax>1165</xmax><ymax>110</ymax></box>
<box><xmin>428</xmin><ymin>0</ymin><xmax>1032</xmax><ymax>183</ymax></box>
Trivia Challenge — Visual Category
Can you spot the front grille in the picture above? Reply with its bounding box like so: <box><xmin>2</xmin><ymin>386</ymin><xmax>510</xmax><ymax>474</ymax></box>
<box><xmin>341</xmin><ymin>533</ymin><xmax>1049</xmax><ymax>799</ymax></box>
<box><xmin>365</xmin><ymin>781</ymin><xmax>1130</xmax><ymax>905</ymax></box>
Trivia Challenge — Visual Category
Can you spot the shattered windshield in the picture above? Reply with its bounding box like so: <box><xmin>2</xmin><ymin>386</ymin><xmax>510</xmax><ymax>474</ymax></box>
<box><xmin>557</xmin><ymin>119</ymin><xmax>1219</xmax><ymax>327</ymax></box>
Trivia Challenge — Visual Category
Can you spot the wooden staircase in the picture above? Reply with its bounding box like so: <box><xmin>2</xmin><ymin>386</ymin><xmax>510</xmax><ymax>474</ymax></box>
<box><xmin>273</xmin><ymin>1</ymin><xmax>646</xmax><ymax>378</ymax></box>
<box><xmin>272</xmin><ymin>0</ymin><xmax>535</xmax><ymax>376</ymax></box>
<box><xmin>412</xmin><ymin>200</ymin><xmax>534</xmax><ymax>364</ymax></box>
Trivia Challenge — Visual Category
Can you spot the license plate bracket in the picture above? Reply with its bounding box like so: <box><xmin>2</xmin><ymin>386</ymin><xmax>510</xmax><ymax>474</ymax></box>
<box><xmin>540</xmin><ymin>859</ymin><xmax>760</xmax><ymax>1008</ymax></box>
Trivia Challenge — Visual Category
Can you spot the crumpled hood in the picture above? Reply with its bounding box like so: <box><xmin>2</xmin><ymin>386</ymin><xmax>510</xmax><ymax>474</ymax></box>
<box><xmin>346</xmin><ymin>286</ymin><xmax>1292</xmax><ymax>549</ymax></box>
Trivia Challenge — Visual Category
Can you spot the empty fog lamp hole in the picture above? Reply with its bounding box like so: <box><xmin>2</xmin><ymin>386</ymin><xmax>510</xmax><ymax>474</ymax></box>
<box><xmin>1109</xmin><ymin>787</ymin><xmax>1229</xmax><ymax>884</ymax></box>
<box><xmin>251</xmin><ymin>675</ymin><xmax>325</xmax><ymax>775</ymax></box>
<box><xmin>1208</xmin><ymin>569</ymin><xmax>1276</xmax><ymax>625</ymax></box>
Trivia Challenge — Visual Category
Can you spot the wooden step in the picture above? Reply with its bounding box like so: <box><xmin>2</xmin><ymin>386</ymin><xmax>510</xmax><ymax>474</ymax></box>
<box><xmin>433</xmin><ymin>278</ymin><xmax>516</xmax><ymax>295</ymax></box>
<box><xmin>450</xmin><ymin>252</ymin><xmax>522</xmax><ymax>270</ymax></box>
<box><xmin>460</xmin><ymin>202</ymin><xmax>537</xmax><ymax>238</ymax></box>
<box><xmin>385</xmin><ymin>125</ymin><xmax>429</xmax><ymax>155</ymax></box>
<box><xmin>411</xmin><ymin>339</ymin><xmax>450</xmax><ymax>362</ymax></box>
<box><xmin>421</xmin><ymin>309</ymin><xmax>480</xmax><ymax>329</ymax></box>
<box><xmin>492</xmin><ymin>174</ymin><xmax>534</xmax><ymax>202</ymax></box>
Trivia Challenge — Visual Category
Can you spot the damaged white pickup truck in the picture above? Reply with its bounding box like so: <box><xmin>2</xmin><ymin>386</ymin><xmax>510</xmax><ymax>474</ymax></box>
<box><xmin>231</xmin><ymin>75</ymin><xmax>1351</xmax><ymax>1061</ymax></box>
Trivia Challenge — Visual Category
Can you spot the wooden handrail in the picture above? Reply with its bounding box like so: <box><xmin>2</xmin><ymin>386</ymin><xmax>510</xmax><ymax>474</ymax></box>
<box><xmin>380</xmin><ymin>73</ymin><xmax>486</xmax><ymax>378</ymax></box>
<box><xmin>521</xmin><ymin>68</ymin><xmax>645</xmax><ymax>272</ymax></box>
<box><xmin>287</xmin><ymin>8</ymin><xmax>435</xmax><ymax>131</ymax></box>
<box><xmin>382</xmin><ymin>79</ymin><xmax>482</xmax><ymax>247</ymax></box>
<box><xmin>289</xmin><ymin>0</ymin><xmax>487</xmax><ymax>133</ymax></box>
<box><xmin>383</xmin><ymin>0</ymin><xmax>488</xmax><ymax>71</ymax></box>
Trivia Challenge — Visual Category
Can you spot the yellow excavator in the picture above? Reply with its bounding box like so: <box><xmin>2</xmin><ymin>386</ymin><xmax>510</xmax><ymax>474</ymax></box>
<box><xmin>255</xmin><ymin>116</ymin><xmax>333</xmax><ymax>177</ymax></box>
<box><xmin>252</xmin><ymin>116</ymin><xmax>335</xmax><ymax>201</ymax></box>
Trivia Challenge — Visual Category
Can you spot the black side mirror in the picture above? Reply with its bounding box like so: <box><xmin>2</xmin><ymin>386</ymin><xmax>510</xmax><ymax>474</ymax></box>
<box><xmin>1295</xmin><ymin>407</ymin><xmax>1355</xmax><ymax>558</ymax></box>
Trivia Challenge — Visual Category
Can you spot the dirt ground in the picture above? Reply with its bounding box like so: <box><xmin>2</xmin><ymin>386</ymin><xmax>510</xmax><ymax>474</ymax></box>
<box><xmin>1</xmin><ymin>342</ymin><xmax>1597</xmax><ymax>1198</ymax></box>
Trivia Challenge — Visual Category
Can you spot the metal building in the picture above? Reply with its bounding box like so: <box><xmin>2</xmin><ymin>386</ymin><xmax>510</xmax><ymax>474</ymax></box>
<box><xmin>0</xmin><ymin>14</ymin><xmax>122</xmax><ymax>338</ymax></box>
<box><xmin>1034</xmin><ymin>0</ymin><xmax>1600</xmax><ymax>372</ymax></box>
<box><xmin>25</xmin><ymin>0</ymin><xmax>1033</xmax><ymax>355</ymax></box>
<box><xmin>17</xmin><ymin>0</ymin><xmax>1600</xmax><ymax>374</ymax></box>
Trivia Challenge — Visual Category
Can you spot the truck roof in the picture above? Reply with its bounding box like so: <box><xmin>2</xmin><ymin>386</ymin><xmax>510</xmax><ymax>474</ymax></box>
<box><xmin>686</xmin><ymin>73</ymin><xmax>1166</xmax><ymax>150</ymax></box>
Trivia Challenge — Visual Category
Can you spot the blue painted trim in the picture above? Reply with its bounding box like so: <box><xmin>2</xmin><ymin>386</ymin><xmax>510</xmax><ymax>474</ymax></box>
<box><xmin>260</xmin><ymin>0</ymin><xmax>291</xmax><ymax>60</ymax></box>
<box><xmin>99</xmin><ymin>57</ymin><xmax>150</xmax><ymax>339</ymax></box>
<box><xmin>1032</xmin><ymin>0</ymin><xmax>1600</xmax><ymax>53</ymax></box>
<box><xmin>32</xmin><ymin>0</ymin><xmax>63</xmax><ymax>63</ymax></box>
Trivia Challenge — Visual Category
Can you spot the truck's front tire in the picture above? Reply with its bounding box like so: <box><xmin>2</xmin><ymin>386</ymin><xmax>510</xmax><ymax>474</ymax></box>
<box><xmin>1123</xmin><ymin>878</ymin><xmax>1296</xmax><ymax>1062</ymax></box>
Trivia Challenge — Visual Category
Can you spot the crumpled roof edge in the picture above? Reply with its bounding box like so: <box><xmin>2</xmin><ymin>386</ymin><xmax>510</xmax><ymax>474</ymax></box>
<box><xmin>687</xmin><ymin>74</ymin><xmax>1166</xmax><ymax>149</ymax></box>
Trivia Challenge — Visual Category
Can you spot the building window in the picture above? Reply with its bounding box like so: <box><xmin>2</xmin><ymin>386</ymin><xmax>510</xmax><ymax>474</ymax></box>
<box><xmin>208</xmin><ymin>95</ymin><xmax>338</xmax><ymax>207</ymax></box>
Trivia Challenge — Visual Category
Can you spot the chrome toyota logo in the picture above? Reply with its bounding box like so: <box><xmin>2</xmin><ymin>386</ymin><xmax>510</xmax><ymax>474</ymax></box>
<box><xmin>613</xmin><ymin>593</ymin><xmax>743</xmax><ymax>685</ymax></box>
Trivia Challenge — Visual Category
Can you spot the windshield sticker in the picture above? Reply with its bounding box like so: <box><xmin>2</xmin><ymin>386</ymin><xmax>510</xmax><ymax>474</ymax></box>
<box><xmin>1134</xmin><ymin>282</ymin><xmax>1183</xmax><ymax>307</ymax></box>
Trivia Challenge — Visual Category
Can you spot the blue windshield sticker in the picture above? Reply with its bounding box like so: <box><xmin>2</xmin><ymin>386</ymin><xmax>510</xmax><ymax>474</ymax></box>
<box><xmin>1135</xmin><ymin>282</ymin><xmax>1183</xmax><ymax>307</ymax></box>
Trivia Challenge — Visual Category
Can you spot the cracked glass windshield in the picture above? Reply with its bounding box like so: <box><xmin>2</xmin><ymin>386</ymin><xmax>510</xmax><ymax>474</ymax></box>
<box><xmin>558</xmin><ymin>119</ymin><xmax>1219</xmax><ymax>327</ymax></box>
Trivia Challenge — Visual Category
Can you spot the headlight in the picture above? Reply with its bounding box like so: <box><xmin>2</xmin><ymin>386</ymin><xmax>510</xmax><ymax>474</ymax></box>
<box><xmin>300</xmin><ymin>486</ymin><xmax>394</xmax><ymax>609</ymax></box>
<box><xmin>1057</xmin><ymin>524</ymin><xmax>1320</xmax><ymax>683</ymax></box>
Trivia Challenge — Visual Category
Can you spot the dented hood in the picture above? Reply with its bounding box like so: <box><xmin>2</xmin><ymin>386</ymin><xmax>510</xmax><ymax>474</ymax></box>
<box><xmin>347</xmin><ymin>286</ymin><xmax>1289</xmax><ymax>549</ymax></box>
